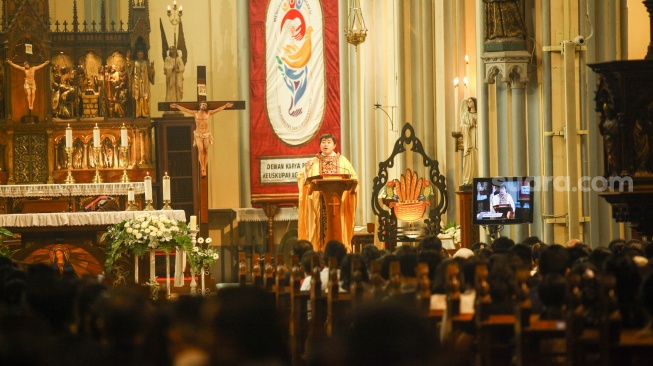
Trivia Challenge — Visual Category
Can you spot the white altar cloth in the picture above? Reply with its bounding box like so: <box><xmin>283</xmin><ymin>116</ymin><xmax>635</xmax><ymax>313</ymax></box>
<box><xmin>233</xmin><ymin>207</ymin><xmax>298</xmax><ymax>222</ymax></box>
<box><xmin>0</xmin><ymin>210</ymin><xmax>187</xmax><ymax>228</ymax></box>
<box><xmin>0</xmin><ymin>182</ymin><xmax>145</xmax><ymax>198</ymax></box>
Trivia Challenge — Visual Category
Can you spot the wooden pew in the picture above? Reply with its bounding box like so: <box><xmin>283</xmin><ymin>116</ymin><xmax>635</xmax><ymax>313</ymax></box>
<box><xmin>515</xmin><ymin>269</ymin><xmax>566</xmax><ymax>366</ymax></box>
<box><xmin>599</xmin><ymin>274</ymin><xmax>653</xmax><ymax>366</ymax></box>
<box><xmin>288</xmin><ymin>255</ymin><xmax>309</xmax><ymax>366</ymax></box>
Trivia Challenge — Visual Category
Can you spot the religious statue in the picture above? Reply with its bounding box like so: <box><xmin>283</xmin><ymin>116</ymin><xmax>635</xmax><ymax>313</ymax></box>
<box><xmin>131</xmin><ymin>50</ymin><xmax>155</xmax><ymax>118</ymax></box>
<box><xmin>296</xmin><ymin>134</ymin><xmax>358</xmax><ymax>251</ymax></box>
<box><xmin>6</xmin><ymin>59</ymin><xmax>50</xmax><ymax>111</ymax></box>
<box><xmin>599</xmin><ymin>102</ymin><xmax>622</xmax><ymax>176</ymax></box>
<box><xmin>483</xmin><ymin>0</ymin><xmax>527</xmax><ymax>41</ymax></box>
<box><xmin>460</xmin><ymin>97</ymin><xmax>477</xmax><ymax>186</ymax></box>
<box><xmin>170</xmin><ymin>102</ymin><xmax>233</xmax><ymax>176</ymax></box>
<box><xmin>164</xmin><ymin>46</ymin><xmax>185</xmax><ymax>102</ymax></box>
<box><xmin>95</xmin><ymin>65</ymin><xmax>106</xmax><ymax>117</ymax></box>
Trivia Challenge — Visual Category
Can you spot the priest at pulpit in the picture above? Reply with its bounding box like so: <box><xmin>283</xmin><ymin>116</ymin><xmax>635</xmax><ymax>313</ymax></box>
<box><xmin>297</xmin><ymin>134</ymin><xmax>358</xmax><ymax>251</ymax></box>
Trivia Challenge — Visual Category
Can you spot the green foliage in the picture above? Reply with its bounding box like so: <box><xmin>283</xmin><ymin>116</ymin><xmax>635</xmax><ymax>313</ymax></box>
<box><xmin>0</xmin><ymin>228</ymin><xmax>14</xmax><ymax>259</ymax></box>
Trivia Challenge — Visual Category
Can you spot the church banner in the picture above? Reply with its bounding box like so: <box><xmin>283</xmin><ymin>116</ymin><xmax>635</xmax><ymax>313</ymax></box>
<box><xmin>249</xmin><ymin>0</ymin><xmax>340</xmax><ymax>201</ymax></box>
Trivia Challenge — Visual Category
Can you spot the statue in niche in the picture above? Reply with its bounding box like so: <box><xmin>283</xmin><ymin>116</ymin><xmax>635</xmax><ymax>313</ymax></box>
<box><xmin>483</xmin><ymin>0</ymin><xmax>527</xmax><ymax>41</ymax></box>
<box><xmin>599</xmin><ymin>103</ymin><xmax>622</xmax><ymax>176</ymax></box>
<box><xmin>164</xmin><ymin>46</ymin><xmax>185</xmax><ymax>102</ymax></box>
<box><xmin>56</xmin><ymin>140</ymin><xmax>67</xmax><ymax>170</ymax></box>
<box><xmin>72</xmin><ymin>140</ymin><xmax>84</xmax><ymax>169</ymax></box>
<box><xmin>95</xmin><ymin>65</ymin><xmax>106</xmax><ymax>117</ymax></box>
<box><xmin>102</xmin><ymin>138</ymin><xmax>114</xmax><ymax>168</ymax></box>
<box><xmin>113</xmin><ymin>88</ymin><xmax>128</xmax><ymax>118</ymax></box>
<box><xmin>51</xmin><ymin>64</ymin><xmax>61</xmax><ymax>117</ymax></box>
<box><xmin>131</xmin><ymin>49</ymin><xmax>155</xmax><ymax>118</ymax></box>
<box><xmin>633</xmin><ymin>102</ymin><xmax>653</xmax><ymax>174</ymax></box>
<box><xmin>460</xmin><ymin>97</ymin><xmax>478</xmax><ymax>186</ymax></box>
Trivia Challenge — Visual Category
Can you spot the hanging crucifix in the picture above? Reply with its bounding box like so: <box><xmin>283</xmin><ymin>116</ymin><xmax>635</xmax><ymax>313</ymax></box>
<box><xmin>158</xmin><ymin>66</ymin><xmax>245</xmax><ymax>233</ymax></box>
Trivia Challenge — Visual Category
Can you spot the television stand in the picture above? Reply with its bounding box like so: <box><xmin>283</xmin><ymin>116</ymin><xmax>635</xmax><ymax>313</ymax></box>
<box><xmin>483</xmin><ymin>224</ymin><xmax>503</xmax><ymax>241</ymax></box>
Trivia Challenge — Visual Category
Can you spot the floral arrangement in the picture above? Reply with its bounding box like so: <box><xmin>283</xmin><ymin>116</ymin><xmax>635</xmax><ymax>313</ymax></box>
<box><xmin>438</xmin><ymin>222</ymin><xmax>461</xmax><ymax>245</ymax></box>
<box><xmin>187</xmin><ymin>236</ymin><xmax>219</xmax><ymax>272</ymax></box>
<box><xmin>102</xmin><ymin>213</ymin><xmax>191</xmax><ymax>272</ymax></box>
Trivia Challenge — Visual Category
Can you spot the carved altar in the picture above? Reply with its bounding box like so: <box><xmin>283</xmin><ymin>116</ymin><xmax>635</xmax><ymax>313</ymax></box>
<box><xmin>0</xmin><ymin>1</ymin><xmax>156</xmax><ymax>187</ymax></box>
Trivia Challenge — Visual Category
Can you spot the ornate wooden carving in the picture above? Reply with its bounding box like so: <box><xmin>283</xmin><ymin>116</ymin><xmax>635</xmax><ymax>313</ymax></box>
<box><xmin>590</xmin><ymin>60</ymin><xmax>653</xmax><ymax>236</ymax></box>
<box><xmin>370</xmin><ymin>122</ymin><xmax>448</xmax><ymax>244</ymax></box>
<box><xmin>0</xmin><ymin>0</ymin><xmax>155</xmax><ymax>186</ymax></box>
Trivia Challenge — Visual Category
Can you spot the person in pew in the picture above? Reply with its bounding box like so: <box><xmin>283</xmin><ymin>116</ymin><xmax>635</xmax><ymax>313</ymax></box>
<box><xmin>339</xmin><ymin>253</ymin><xmax>370</xmax><ymax>292</ymax></box>
<box><xmin>530</xmin><ymin>244</ymin><xmax>569</xmax><ymax>314</ymax></box>
<box><xmin>360</xmin><ymin>244</ymin><xmax>381</xmax><ymax>277</ymax></box>
<box><xmin>491</xmin><ymin>236</ymin><xmax>515</xmax><ymax>254</ymax></box>
<box><xmin>289</xmin><ymin>239</ymin><xmax>314</xmax><ymax>282</ymax></box>
<box><xmin>538</xmin><ymin>273</ymin><xmax>567</xmax><ymax>320</ymax></box>
<box><xmin>418</xmin><ymin>235</ymin><xmax>443</xmax><ymax>254</ymax></box>
<box><xmin>299</xmin><ymin>250</ymin><xmax>323</xmax><ymax>291</ymax></box>
<box><xmin>588</xmin><ymin>245</ymin><xmax>611</xmax><ymax>271</ymax></box>
<box><xmin>379</xmin><ymin>253</ymin><xmax>398</xmax><ymax>281</ymax></box>
<box><xmin>395</xmin><ymin>245</ymin><xmax>419</xmax><ymax>294</ymax></box>
<box><xmin>638</xmin><ymin>271</ymin><xmax>653</xmax><ymax>336</ymax></box>
<box><xmin>604</xmin><ymin>253</ymin><xmax>646</xmax><ymax>328</ymax></box>
<box><xmin>344</xmin><ymin>302</ymin><xmax>437</xmax><ymax>366</ymax></box>
<box><xmin>204</xmin><ymin>286</ymin><xmax>290</xmax><ymax>365</ymax></box>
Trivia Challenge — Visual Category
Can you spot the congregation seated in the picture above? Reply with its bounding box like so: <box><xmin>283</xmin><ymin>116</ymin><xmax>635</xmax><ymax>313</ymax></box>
<box><xmin>4</xmin><ymin>236</ymin><xmax>653</xmax><ymax>366</ymax></box>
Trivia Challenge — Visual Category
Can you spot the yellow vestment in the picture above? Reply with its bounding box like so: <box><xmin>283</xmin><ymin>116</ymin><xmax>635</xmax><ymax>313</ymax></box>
<box><xmin>297</xmin><ymin>153</ymin><xmax>357</xmax><ymax>252</ymax></box>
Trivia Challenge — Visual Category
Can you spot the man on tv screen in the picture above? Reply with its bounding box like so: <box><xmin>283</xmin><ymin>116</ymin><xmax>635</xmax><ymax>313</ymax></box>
<box><xmin>490</xmin><ymin>184</ymin><xmax>515</xmax><ymax>218</ymax></box>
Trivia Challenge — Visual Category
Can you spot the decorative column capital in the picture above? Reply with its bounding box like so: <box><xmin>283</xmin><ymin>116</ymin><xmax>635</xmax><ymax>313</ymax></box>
<box><xmin>481</xmin><ymin>50</ymin><xmax>530</xmax><ymax>88</ymax></box>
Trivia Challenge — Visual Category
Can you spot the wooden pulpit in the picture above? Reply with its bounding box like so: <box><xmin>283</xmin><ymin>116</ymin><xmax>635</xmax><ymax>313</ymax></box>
<box><xmin>307</xmin><ymin>175</ymin><xmax>357</xmax><ymax>245</ymax></box>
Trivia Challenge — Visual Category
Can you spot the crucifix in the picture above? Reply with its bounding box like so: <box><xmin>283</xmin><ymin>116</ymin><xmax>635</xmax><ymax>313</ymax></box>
<box><xmin>158</xmin><ymin>66</ymin><xmax>246</xmax><ymax>233</ymax></box>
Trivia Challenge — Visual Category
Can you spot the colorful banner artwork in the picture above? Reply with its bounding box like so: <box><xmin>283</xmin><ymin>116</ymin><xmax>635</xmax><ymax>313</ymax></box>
<box><xmin>250</xmin><ymin>0</ymin><xmax>340</xmax><ymax>200</ymax></box>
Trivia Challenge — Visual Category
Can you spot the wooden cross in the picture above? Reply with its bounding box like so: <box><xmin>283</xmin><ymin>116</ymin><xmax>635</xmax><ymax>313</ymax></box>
<box><xmin>327</xmin><ymin>196</ymin><xmax>341</xmax><ymax>216</ymax></box>
<box><xmin>157</xmin><ymin>66</ymin><xmax>246</xmax><ymax>234</ymax></box>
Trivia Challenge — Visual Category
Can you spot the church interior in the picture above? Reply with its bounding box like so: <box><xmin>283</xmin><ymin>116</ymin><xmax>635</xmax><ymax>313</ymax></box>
<box><xmin>2</xmin><ymin>0</ymin><xmax>653</xmax><ymax>365</ymax></box>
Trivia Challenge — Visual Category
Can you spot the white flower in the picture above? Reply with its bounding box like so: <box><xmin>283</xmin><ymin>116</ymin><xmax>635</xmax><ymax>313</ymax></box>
<box><xmin>205</xmin><ymin>237</ymin><xmax>213</xmax><ymax>244</ymax></box>
<box><xmin>212</xmin><ymin>253</ymin><xmax>219</xmax><ymax>260</ymax></box>
<box><xmin>126</xmin><ymin>228</ymin><xmax>133</xmax><ymax>234</ymax></box>
<box><xmin>193</xmin><ymin>246</ymin><xmax>199</xmax><ymax>252</ymax></box>
<box><xmin>135</xmin><ymin>233</ymin><xmax>142</xmax><ymax>239</ymax></box>
<box><xmin>197</xmin><ymin>237</ymin><xmax>205</xmax><ymax>244</ymax></box>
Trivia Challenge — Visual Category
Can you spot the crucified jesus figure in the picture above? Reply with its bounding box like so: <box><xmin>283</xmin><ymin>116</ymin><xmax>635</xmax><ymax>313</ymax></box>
<box><xmin>6</xmin><ymin>59</ymin><xmax>50</xmax><ymax>111</ymax></box>
<box><xmin>170</xmin><ymin>102</ymin><xmax>233</xmax><ymax>177</ymax></box>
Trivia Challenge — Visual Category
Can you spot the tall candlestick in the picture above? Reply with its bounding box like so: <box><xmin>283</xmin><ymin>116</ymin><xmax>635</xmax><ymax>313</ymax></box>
<box><xmin>121</xmin><ymin>124</ymin><xmax>128</xmax><ymax>147</ymax></box>
<box><xmin>190</xmin><ymin>215</ymin><xmax>197</xmax><ymax>231</ymax></box>
<box><xmin>463</xmin><ymin>76</ymin><xmax>469</xmax><ymax>100</ymax></box>
<box><xmin>144</xmin><ymin>175</ymin><xmax>152</xmax><ymax>200</ymax></box>
<box><xmin>93</xmin><ymin>124</ymin><xmax>101</xmax><ymax>148</ymax></box>
<box><xmin>66</xmin><ymin>125</ymin><xmax>73</xmax><ymax>148</ymax></box>
<box><xmin>162</xmin><ymin>172</ymin><xmax>171</xmax><ymax>200</ymax></box>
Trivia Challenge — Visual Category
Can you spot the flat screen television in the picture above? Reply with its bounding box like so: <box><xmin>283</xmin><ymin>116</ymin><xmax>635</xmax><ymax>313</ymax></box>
<box><xmin>472</xmin><ymin>177</ymin><xmax>534</xmax><ymax>225</ymax></box>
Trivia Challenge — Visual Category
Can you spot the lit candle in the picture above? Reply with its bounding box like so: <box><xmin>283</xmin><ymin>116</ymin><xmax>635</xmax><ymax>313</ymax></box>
<box><xmin>144</xmin><ymin>174</ymin><xmax>152</xmax><ymax>201</ymax></box>
<box><xmin>121</xmin><ymin>124</ymin><xmax>128</xmax><ymax>147</ymax></box>
<box><xmin>190</xmin><ymin>215</ymin><xmax>197</xmax><ymax>231</ymax></box>
<box><xmin>163</xmin><ymin>172</ymin><xmax>171</xmax><ymax>201</ymax></box>
<box><xmin>167</xmin><ymin>5</ymin><xmax>171</xmax><ymax>11</ymax></box>
<box><xmin>179</xmin><ymin>5</ymin><xmax>182</xmax><ymax>11</ymax></box>
<box><xmin>454</xmin><ymin>78</ymin><xmax>459</xmax><ymax>127</ymax></box>
<box><xmin>93</xmin><ymin>124</ymin><xmax>100</xmax><ymax>148</ymax></box>
<box><xmin>66</xmin><ymin>125</ymin><xmax>73</xmax><ymax>148</ymax></box>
